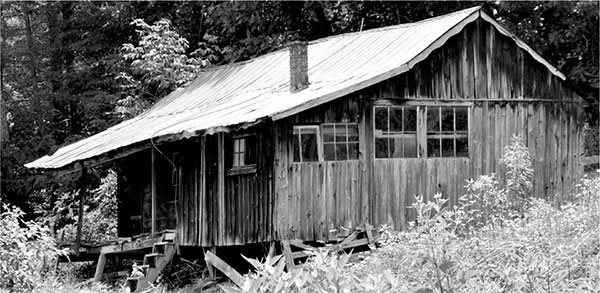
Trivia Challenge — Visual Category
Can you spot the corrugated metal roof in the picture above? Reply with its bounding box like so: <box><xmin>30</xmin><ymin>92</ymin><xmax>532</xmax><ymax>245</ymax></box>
<box><xmin>26</xmin><ymin>6</ymin><xmax>566</xmax><ymax>169</ymax></box>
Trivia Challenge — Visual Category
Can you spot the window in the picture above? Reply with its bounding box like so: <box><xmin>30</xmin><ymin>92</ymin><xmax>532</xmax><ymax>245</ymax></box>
<box><xmin>292</xmin><ymin>124</ymin><xmax>360</xmax><ymax>162</ymax></box>
<box><xmin>322</xmin><ymin>123</ymin><xmax>359</xmax><ymax>161</ymax></box>
<box><xmin>374</xmin><ymin>106</ymin><xmax>418</xmax><ymax>158</ymax></box>
<box><xmin>373</xmin><ymin>104</ymin><xmax>469</xmax><ymax>158</ymax></box>
<box><xmin>232</xmin><ymin>135</ymin><xmax>256</xmax><ymax>168</ymax></box>
<box><xmin>426</xmin><ymin>107</ymin><xmax>468</xmax><ymax>157</ymax></box>
<box><xmin>293</xmin><ymin>126</ymin><xmax>320</xmax><ymax>162</ymax></box>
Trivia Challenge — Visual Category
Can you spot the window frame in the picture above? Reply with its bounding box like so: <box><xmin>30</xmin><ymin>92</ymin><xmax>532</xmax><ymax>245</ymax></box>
<box><xmin>425</xmin><ymin>106</ymin><xmax>470</xmax><ymax>158</ymax></box>
<box><xmin>292</xmin><ymin>125</ymin><xmax>322</xmax><ymax>163</ymax></box>
<box><xmin>229</xmin><ymin>133</ymin><xmax>257</xmax><ymax>175</ymax></box>
<box><xmin>372</xmin><ymin>101</ymin><xmax>471</xmax><ymax>160</ymax></box>
<box><xmin>321</xmin><ymin>122</ymin><xmax>360</xmax><ymax>161</ymax></box>
<box><xmin>373</xmin><ymin>106</ymin><xmax>419</xmax><ymax>159</ymax></box>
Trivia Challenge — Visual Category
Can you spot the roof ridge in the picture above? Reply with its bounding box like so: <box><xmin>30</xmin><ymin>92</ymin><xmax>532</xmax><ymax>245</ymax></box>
<box><xmin>191</xmin><ymin>6</ymin><xmax>482</xmax><ymax>76</ymax></box>
<box><xmin>308</xmin><ymin>6</ymin><xmax>482</xmax><ymax>45</ymax></box>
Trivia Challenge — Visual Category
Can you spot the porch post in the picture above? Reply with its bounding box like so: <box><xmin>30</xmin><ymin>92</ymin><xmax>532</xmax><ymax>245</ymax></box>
<box><xmin>151</xmin><ymin>147</ymin><xmax>157</xmax><ymax>235</ymax></box>
<box><xmin>217</xmin><ymin>133</ymin><xmax>225</xmax><ymax>245</ymax></box>
<box><xmin>74</xmin><ymin>163</ymin><xmax>87</xmax><ymax>256</ymax></box>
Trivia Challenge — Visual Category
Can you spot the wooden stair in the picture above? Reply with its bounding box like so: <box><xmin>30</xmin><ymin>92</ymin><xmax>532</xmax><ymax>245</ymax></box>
<box><xmin>125</xmin><ymin>232</ymin><xmax>177</xmax><ymax>292</ymax></box>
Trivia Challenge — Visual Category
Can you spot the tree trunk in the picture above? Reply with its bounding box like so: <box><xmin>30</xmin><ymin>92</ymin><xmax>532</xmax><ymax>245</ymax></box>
<box><xmin>22</xmin><ymin>2</ymin><xmax>44</xmax><ymax>136</ymax></box>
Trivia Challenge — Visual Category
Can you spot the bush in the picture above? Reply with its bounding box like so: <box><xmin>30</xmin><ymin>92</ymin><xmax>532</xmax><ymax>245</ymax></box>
<box><xmin>0</xmin><ymin>204</ymin><xmax>66</xmax><ymax>292</ymax></box>
<box><xmin>228</xmin><ymin>135</ymin><xmax>599</xmax><ymax>293</ymax></box>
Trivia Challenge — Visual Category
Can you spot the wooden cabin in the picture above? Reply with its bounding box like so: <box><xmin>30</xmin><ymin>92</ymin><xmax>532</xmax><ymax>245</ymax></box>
<box><xmin>28</xmin><ymin>7</ymin><xmax>584</xmax><ymax>252</ymax></box>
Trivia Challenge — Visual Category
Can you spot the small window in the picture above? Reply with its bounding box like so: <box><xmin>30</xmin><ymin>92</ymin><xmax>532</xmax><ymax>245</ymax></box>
<box><xmin>426</xmin><ymin>106</ymin><xmax>468</xmax><ymax>157</ymax></box>
<box><xmin>293</xmin><ymin>126</ymin><xmax>320</xmax><ymax>162</ymax></box>
<box><xmin>232</xmin><ymin>135</ymin><xmax>256</xmax><ymax>168</ymax></box>
<box><xmin>374</xmin><ymin>106</ymin><xmax>418</xmax><ymax>158</ymax></box>
<box><xmin>322</xmin><ymin>123</ymin><xmax>359</xmax><ymax>161</ymax></box>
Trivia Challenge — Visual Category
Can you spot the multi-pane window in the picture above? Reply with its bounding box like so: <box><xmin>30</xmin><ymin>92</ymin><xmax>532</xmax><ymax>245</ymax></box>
<box><xmin>426</xmin><ymin>107</ymin><xmax>468</xmax><ymax>157</ymax></box>
<box><xmin>322</xmin><ymin>123</ymin><xmax>359</xmax><ymax>161</ymax></box>
<box><xmin>374</xmin><ymin>106</ymin><xmax>418</xmax><ymax>158</ymax></box>
<box><xmin>232</xmin><ymin>135</ymin><xmax>256</xmax><ymax>167</ymax></box>
<box><xmin>373</xmin><ymin>104</ymin><xmax>469</xmax><ymax>158</ymax></box>
<box><xmin>293</xmin><ymin>126</ymin><xmax>320</xmax><ymax>162</ymax></box>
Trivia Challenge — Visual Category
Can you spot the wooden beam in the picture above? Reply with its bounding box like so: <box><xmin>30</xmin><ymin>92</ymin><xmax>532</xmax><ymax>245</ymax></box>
<box><xmin>282</xmin><ymin>240</ymin><xmax>295</xmax><ymax>270</ymax></box>
<box><xmin>217</xmin><ymin>133</ymin><xmax>225</xmax><ymax>245</ymax></box>
<box><xmin>205</xmin><ymin>250</ymin><xmax>247</xmax><ymax>290</ymax></box>
<box><xmin>74</xmin><ymin>164</ymin><xmax>87</xmax><ymax>256</ymax></box>
<box><xmin>151</xmin><ymin>147</ymin><xmax>157</xmax><ymax>235</ymax></box>
<box><xmin>93</xmin><ymin>253</ymin><xmax>107</xmax><ymax>282</ymax></box>
<box><xmin>203</xmin><ymin>247</ymin><xmax>216</xmax><ymax>280</ymax></box>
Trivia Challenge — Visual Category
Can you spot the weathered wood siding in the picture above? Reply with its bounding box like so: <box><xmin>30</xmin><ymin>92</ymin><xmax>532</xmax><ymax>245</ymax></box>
<box><xmin>221</xmin><ymin>123</ymin><xmax>275</xmax><ymax>246</ymax></box>
<box><xmin>274</xmin><ymin>19</ymin><xmax>583</xmax><ymax>239</ymax></box>
<box><xmin>173</xmin><ymin>124</ymin><xmax>275</xmax><ymax>247</ymax></box>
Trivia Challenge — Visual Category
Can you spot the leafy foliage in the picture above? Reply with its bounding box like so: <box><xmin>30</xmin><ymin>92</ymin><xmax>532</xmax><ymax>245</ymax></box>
<box><xmin>228</xmin><ymin>136</ymin><xmax>599</xmax><ymax>293</ymax></box>
<box><xmin>55</xmin><ymin>170</ymin><xmax>118</xmax><ymax>243</ymax></box>
<box><xmin>0</xmin><ymin>204</ymin><xmax>66</xmax><ymax>292</ymax></box>
<box><xmin>118</xmin><ymin>18</ymin><xmax>214</xmax><ymax>116</ymax></box>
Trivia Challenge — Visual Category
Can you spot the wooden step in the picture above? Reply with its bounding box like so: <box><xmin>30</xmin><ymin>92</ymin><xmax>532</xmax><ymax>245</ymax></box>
<box><xmin>143</xmin><ymin>253</ymin><xmax>163</xmax><ymax>268</ymax></box>
<box><xmin>137</xmin><ymin>264</ymin><xmax>150</xmax><ymax>276</ymax></box>
<box><xmin>125</xmin><ymin>277</ymin><xmax>148</xmax><ymax>292</ymax></box>
<box><xmin>152</xmin><ymin>242</ymin><xmax>173</xmax><ymax>254</ymax></box>
<box><xmin>162</xmin><ymin>232</ymin><xmax>176</xmax><ymax>242</ymax></box>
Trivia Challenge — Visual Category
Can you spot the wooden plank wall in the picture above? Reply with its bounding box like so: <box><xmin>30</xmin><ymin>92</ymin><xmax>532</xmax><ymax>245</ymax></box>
<box><xmin>274</xmin><ymin>19</ymin><xmax>583</xmax><ymax>240</ymax></box>
<box><xmin>221</xmin><ymin>123</ymin><xmax>275</xmax><ymax>246</ymax></box>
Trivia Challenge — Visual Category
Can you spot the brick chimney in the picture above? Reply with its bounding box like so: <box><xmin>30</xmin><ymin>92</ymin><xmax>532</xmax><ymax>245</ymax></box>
<box><xmin>289</xmin><ymin>41</ymin><xmax>309</xmax><ymax>92</ymax></box>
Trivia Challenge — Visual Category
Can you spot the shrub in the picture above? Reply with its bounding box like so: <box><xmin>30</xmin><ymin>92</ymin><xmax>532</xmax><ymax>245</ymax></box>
<box><xmin>0</xmin><ymin>204</ymin><xmax>66</xmax><ymax>292</ymax></box>
<box><xmin>228</xmin><ymin>135</ymin><xmax>599</xmax><ymax>293</ymax></box>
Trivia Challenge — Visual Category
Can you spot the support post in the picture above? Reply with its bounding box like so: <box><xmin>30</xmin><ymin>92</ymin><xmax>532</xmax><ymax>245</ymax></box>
<box><xmin>217</xmin><ymin>133</ymin><xmax>225</xmax><ymax>244</ymax></box>
<box><xmin>203</xmin><ymin>246</ymin><xmax>217</xmax><ymax>280</ymax></box>
<box><xmin>93</xmin><ymin>253</ymin><xmax>107</xmax><ymax>282</ymax></box>
<box><xmin>151</xmin><ymin>147</ymin><xmax>157</xmax><ymax>235</ymax></box>
<box><xmin>74</xmin><ymin>164</ymin><xmax>87</xmax><ymax>256</ymax></box>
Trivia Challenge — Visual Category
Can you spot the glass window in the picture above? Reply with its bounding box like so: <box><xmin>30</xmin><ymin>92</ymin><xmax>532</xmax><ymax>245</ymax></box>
<box><xmin>293</xmin><ymin>126</ymin><xmax>319</xmax><ymax>162</ymax></box>
<box><xmin>322</xmin><ymin>123</ymin><xmax>359</xmax><ymax>161</ymax></box>
<box><xmin>425</xmin><ymin>106</ymin><xmax>469</xmax><ymax>157</ymax></box>
<box><xmin>232</xmin><ymin>135</ymin><xmax>257</xmax><ymax>167</ymax></box>
<box><xmin>374</xmin><ymin>106</ymin><xmax>418</xmax><ymax>158</ymax></box>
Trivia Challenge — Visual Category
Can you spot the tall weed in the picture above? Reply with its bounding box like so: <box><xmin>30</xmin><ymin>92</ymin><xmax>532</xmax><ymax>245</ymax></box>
<box><xmin>0</xmin><ymin>205</ymin><xmax>66</xmax><ymax>292</ymax></box>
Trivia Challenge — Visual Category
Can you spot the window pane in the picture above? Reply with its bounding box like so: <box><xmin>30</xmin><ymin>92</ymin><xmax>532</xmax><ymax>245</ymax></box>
<box><xmin>427</xmin><ymin>107</ymin><xmax>440</xmax><ymax>132</ymax></box>
<box><xmin>322</xmin><ymin>125</ymin><xmax>334</xmax><ymax>143</ymax></box>
<box><xmin>390</xmin><ymin>137</ymin><xmax>403</xmax><ymax>158</ymax></box>
<box><xmin>323</xmin><ymin>143</ymin><xmax>335</xmax><ymax>161</ymax></box>
<box><xmin>348</xmin><ymin>142</ymin><xmax>359</xmax><ymax>159</ymax></box>
<box><xmin>239</xmin><ymin>138</ymin><xmax>245</xmax><ymax>152</ymax></box>
<box><xmin>301</xmin><ymin>132</ymin><xmax>319</xmax><ymax>161</ymax></box>
<box><xmin>233</xmin><ymin>153</ymin><xmax>240</xmax><ymax>167</ymax></box>
<box><xmin>347</xmin><ymin>124</ymin><xmax>359</xmax><ymax>142</ymax></box>
<box><xmin>233</xmin><ymin>139</ymin><xmax>240</xmax><ymax>152</ymax></box>
<box><xmin>404</xmin><ymin>107</ymin><xmax>417</xmax><ymax>131</ymax></box>
<box><xmin>335</xmin><ymin>125</ymin><xmax>347</xmax><ymax>142</ymax></box>
<box><xmin>375</xmin><ymin>138</ymin><xmax>388</xmax><ymax>158</ymax></box>
<box><xmin>427</xmin><ymin>138</ymin><xmax>440</xmax><ymax>157</ymax></box>
<box><xmin>245</xmin><ymin>136</ymin><xmax>256</xmax><ymax>165</ymax></box>
<box><xmin>335</xmin><ymin>143</ymin><xmax>348</xmax><ymax>160</ymax></box>
<box><xmin>390</xmin><ymin>107</ymin><xmax>403</xmax><ymax>132</ymax></box>
<box><xmin>403</xmin><ymin>134</ymin><xmax>418</xmax><ymax>158</ymax></box>
<box><xmin>293</xmin><ymin>134</ymin><xmax>301</xmax><ymax>162</ymax></box>
<box><xmin>441</xmin><ymin>108</ymin><xmax>454</xmax><ymax>131</ymax></box>
<box><xmin>455</xmin><ymin>108</ymin><xmax>468</xmax><ymax>131</ymax></box>
<box><xmin>456</xmin><ymin>137</ymin><xmax>468</xmax><ymax>157</ymax></box>
<box><xmin>442</xmin><ymin>138</ymin><xmax>454</xmax><ymax>157</ymax></box>
<box><xmin>375</xmin><ymin>107</ymin><xmax>388</xmax><ymax>131</ymax></box>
